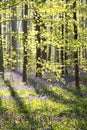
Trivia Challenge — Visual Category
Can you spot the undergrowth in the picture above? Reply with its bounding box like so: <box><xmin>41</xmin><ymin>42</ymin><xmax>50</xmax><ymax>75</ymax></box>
<box><xmin>0</xmin><ymin>79</ymin><xmax>87</xmax><ymax>130</ymax></box>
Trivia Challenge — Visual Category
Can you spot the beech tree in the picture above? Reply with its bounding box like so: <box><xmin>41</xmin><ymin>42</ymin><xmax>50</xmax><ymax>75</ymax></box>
<box><xmin>0</xmin><ymin>0</ymin><xmax>87</xmax><ymax>88</ymax></box>
<box><xmin>73</xmin><ymin>1</ymin><xmax>80</xmax><ymax>89</ymax></box>
<box><xmin>0</xmin><ymin>6</ymin><xmax>4</xmax><ymax>78</ymax></box>
<box><xmin>34</xmin><ymin>10</ymin><xmax>42</xmax><ymax>77</ymax></box>
<box><xmin>22</xmin><ymin>3</ymin><xmax>28</xmax><ymax>82</ymax></box>
<box><xmin>34</xmin><ymin>0</ymin><xmax>47</xmax><ymax>77</ymax></box>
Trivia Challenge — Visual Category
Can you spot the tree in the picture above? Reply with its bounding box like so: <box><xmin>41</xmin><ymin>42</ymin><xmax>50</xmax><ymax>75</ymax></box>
<box><xmin>10</xmin><ymin>7</ymin><xmax>17</xmax><ymax>71</ymax></box>
<box><xmin>11</xmin><ymin>7</ymin><xmax>17</xmax><ymax>53</ymax></box>
<box><xmin>34</xmin><ymin>0</ymin><xmax>47</xmax><ymax>77</ymax></box>
<box><xmin>22</xmin><ymin>3</ymin><xmax>28</xmax><ymax>82</ymax></box>
<box><xmin>64</xmin><ymin>0</ymin><xmax>69</xmax><ymax>75</ymax></box>
<box><xmin>0</xmin><ymin>0</ymin><xmax>4</xmax><ymax>79</ymax></box>
<box><xmin>34</xmin><ymin>11</ymin><xmax>42</xmax><ymax>77</ymax></box>
<box><xmin>73</xmin><ymin>1</ymin><xmax>80</xmax><ymax>89</ymax></box>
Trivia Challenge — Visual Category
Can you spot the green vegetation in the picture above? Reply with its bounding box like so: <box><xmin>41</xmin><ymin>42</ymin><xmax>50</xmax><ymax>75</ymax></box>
<box><xmin>0</xmin><ymin>79</ymin><xmax>87</xmax><ymax>130</ymax></box>
<box><xmin>0</xmin><ymin>0</ymin><xmax>87</xmax><ymax>129</ymax></box>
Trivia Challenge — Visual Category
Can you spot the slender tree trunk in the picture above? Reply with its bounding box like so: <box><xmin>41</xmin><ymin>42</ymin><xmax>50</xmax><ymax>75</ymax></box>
<box><xmin>65</xmin><ymin>0</ymin><xmax>69</xmax><ymax>74</ymax></box>
<box><xmin>42</xmin><ymin>45</ymin><xmax>47</xmax><ymax>61</ymax></box>
<box><xmin>48</xmin><ymin>45</ymin><xmax>51</xmax><ymax>61</ymax></box>
<box><xmin>0</xmin><ymin>9</ymin><xmax>4</xmax><ymax>78</ymax></box>
<box><xmin>11</xmin><ymin>7</ymin><xmax>17</xmax><ymax>71</ymax></box>
<box><xmin>73</xmin><ymin>1</ymin><xmax>80</xmax><ymax>89</ymax></box>
<box><xmin>61</xmin><ymin>23</ymin><xmax>64</xmax><ymax>75</ymax></box>
<box><xmin>41</xmin><ymin>24</ymin><xmax>47</xmax><ymax>63</ymax></box>
<box><xmin>55</xmin><ymin>47</ymin><xmax>59</xmax><ymax>63</ymax></box>
<box><xmin>35</xmin><ymin>20</ymin><xmax>42</xmax><ymax>77</ymax></box>
<box><xmin>34</xmin><ymin>11</ymin><xmax>42</xmax><ymax>77</ymax></box>
<box><xmin>48</xmin><ymin>16</ymin><xmax>52</xmax><ymax>62</ymax></box>
<box><xmin>22</xmin><ymin>4</ymin><xmax>28</xmax><ymax>82</ymax></box>
<box><xmin>11</xmin><ymin>8</ymin><xmax>17</xmax><ymax>52</ymax></box>
<box><xmin>34</xmin><ymin>8</ymin><xmax>47</xmax><ymax>77</ymax></box>
<box><xmin>65</xmin><ymin>49</ymin><xmax>68</xmax><ymax>74</ymax></box>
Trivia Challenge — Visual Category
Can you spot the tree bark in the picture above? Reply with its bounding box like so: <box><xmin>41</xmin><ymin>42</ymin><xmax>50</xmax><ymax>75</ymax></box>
<box><xmin>65</xmin><ymin>0</ymin><xmax>69</xmax><ymax>74</ymax></box>
<box><xmin>35</xmin><ymin>15</ymin><xmax>42</xmax><ymax>77</ymax></box>
<box><xmin>0</xmin><ymin>5</ymin><xmax>4</xmax><ymax>79</ymax></box>
<box><xmin>11</xmin><ymin>7</ymin><xmax>17</xmax><ymax>70</ymax></box>
<box><xmin>48</xmin><ymin>45</ymin><xmax>51</xmax><ymax>61</ymax></box>
<box><xmin>73</xmin><ymin>1</ymin><xmax>80</xmax><ymax>89</ymax></box>
<box><xmin>61</xmin><ymin>23</ymin><xmax>64</xmax><ymax>75</ymax></box>
<box><xmin>11</xmin><ymin>8</ymin><xmax>17</xmax><ymax>52</ymax></box>
<box><xmin>22</xmin><ymin>4</ymin><xmax>28</xmax><ymax>82</ymax></box>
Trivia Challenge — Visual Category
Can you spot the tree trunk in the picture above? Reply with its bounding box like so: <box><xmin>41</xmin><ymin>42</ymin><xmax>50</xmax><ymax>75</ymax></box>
<box><xmin>73</xmin><ymin>1</ymin><xmax>80</xmax><ymax>89</ymax></box>
<box><xmin>61</xmin><ymin>23</ymin><xmax>64</xmax><ymax>75</ymax></box>
<box><xmin>35</xmin><ymin>20</ymin><xmax>42</xmax><ymax>77</ymax></box>
<box><xmin>33</xmin><ymin>10</ymin><xmax>43</xmax><ymax>78</ymax></box>
<box><xmin>11</xmin><ymin>8</ymin><xmax>17</xmax><ymax>52</ymax></box>
<box><xmin>11</xmin><ymin>7</ymin><xmax>17</xmax><ymax>71</ymax></box>
<box><xmin>0</xmin><ymin>7</ymin><xmax>4</xmax><ymax>79</ymax></box>
<box><xmin>42</xmin><ymin>45</ymin><xmax>47</xmax><ymax>61</ymax></box>
<box><xmin>55</xmin><ymin>47</ymin><xmax>59</xmax><ymax>63</ymax></box>
<box><xmin>48</xmin><ymin>45</ymin><xmax>51</xmax><ymax>61</ymax></box>
<box><xmin>22</xmin><ymin>4</ymin><xmax>28</xmax><ymax>82</ymax></box>
<box><xmin>65</xmin><ymin>0</ymin><xmax>69</xmax><ymax>74</ymax></box>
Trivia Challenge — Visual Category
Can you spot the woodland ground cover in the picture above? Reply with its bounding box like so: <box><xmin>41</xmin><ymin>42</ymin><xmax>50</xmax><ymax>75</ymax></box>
<box><xmin>0</xmin><ymin>1</ymin><xmax>87</xmax><ymax>129</ymax></box>
<box><xmin>0</xmin><ymin>72</ymin><xmax>87</xmax><ymax>130</ymax></box>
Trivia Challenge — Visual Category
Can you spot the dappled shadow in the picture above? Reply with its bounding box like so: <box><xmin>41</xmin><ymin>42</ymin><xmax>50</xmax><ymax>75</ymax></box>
<box><xmin>64</xmin><ymin>73</ymin><xmax>75</xmax><ymax>83</ymax></box>
<box><xmin>58</xmin><ymin>99</ymin><xmax>87</xmax><ymax>129</ymax></box>
<box><xmin>28</xmin><ymin>78</ymin><xmax>87</xmax><ymax>129</ymax></box>
<box><xmin>4</xmin><ymin>79</ymin><xmax>40</xmax><ymax>130</ymax></box>
<box><xmin>62</xmin><ymin>86</ymin><xmax>83</xmax><ymax>97</ymax></box>
<box><xmin>28</xmin><ymin>78</ymin><xmax>78</xmax><ymax>105</ymax></box>
<box><xmin>1</xmin><ymin>74</ymin><xmax>86</xmax><ymax>129</ymax></box>
<box><xmin>0</xmin><ymin>97</ymin><xmax>11</xmax><ymax>129</ymax></box>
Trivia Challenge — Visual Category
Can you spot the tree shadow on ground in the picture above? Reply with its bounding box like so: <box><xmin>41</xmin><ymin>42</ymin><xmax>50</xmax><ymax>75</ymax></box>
<box><xmin>28</xmin><ymin>77</ymin><xmax>87</xmax><ymax>129</ymax></box>
<box><xmin>0</xmin><ymin>97</ymin><xmax>12</xmax><ymax>129</ymax></box>
<box><xmin>28</xmin><ymin>78</ymin><xmax>79</xmax><ymax>105</ymax></box>
<box><xmin>62</xmin><ymin>85</ymin><xmax>83</xmax><ymax>97</ymax></box>
<box><xmin>58</xmin><ymin>99</ymin><xmax>87</xmax><ymax>130</ymax></box>
<box><xmin>4</xmin><ymin>79</ymin><xmax>40</xmax><ymax>130</ymax></box>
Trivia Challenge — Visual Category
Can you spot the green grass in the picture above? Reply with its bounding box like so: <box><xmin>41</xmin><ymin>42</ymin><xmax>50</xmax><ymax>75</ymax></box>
<box><xmin>0</xmin><ymin>79</ymin><xmax>87</xmax><ymax>130</ymax></box>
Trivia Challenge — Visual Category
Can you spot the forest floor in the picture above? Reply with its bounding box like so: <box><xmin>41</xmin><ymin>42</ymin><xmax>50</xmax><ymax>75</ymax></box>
<box><xmin>0</xmin><ymin>71</ymin><xmax>87</xmax><ymax>130</ymax></box>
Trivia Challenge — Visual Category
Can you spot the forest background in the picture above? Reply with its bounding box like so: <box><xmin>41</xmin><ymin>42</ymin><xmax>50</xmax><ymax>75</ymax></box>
<box><xmin>0</xmin><ymin>0</ymin><xmax>87</xmax><ymax>129</ymax></box>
